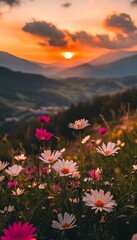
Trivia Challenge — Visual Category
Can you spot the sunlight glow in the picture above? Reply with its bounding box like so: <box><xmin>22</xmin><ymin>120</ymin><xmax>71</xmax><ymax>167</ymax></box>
<box><xmin>61</xmin><ymin>52</ymin><xmax>75</xmax><ymax>59</ymax></box>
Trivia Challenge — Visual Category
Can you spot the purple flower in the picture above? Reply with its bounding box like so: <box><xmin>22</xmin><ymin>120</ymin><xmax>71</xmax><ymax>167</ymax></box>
<box><xmin>38</xmin><ymin>115</ymin><xmax>50</xmax><ymax>123</ymax></box>
<box><xmin>35</xmin><ymin>128</ymin><xmax>53</xmax><ymax>141</ymax></box>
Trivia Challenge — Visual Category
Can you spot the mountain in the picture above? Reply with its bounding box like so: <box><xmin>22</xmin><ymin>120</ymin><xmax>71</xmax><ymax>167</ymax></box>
<box><xmin>0</xmin><ymin>51</ymin><xmax>63</xmax><ymax>78</ymax></box>
<box><xmin>90</xmin><ymin>51</ymin><xmax>137</xmax><ymax>65</ymax></box>
<box><xmin>61</xmin><ymin>54</ymin><xmax>137</xmax><ymax>78</ymax></box>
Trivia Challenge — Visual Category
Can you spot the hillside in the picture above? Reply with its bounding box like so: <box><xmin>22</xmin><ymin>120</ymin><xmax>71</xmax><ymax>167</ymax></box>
<box><xmin>0</xmin><ymin>66</ymin><xmax>136</xmax><ymax>127</ymax></box>
<box><xmin>61</xmin><ymin>54</ymin><xmax>137</xmax><ymax>78</ymax></box>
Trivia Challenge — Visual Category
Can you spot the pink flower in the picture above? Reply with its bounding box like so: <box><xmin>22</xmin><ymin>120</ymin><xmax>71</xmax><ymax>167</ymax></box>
<box><xmin>7</xmin><ymin>181</ymin><xmax>18</xmax><ymax>188</ymax></box>
<box><xmin>38</xmin><ymin>115</ymin><xmax>50</xmax><ymax>123</ymax></box>
<box><xmin>87</xmin><ymin>143</ymin><xmax>93</xmax><ymax>148</ymax></box>
<box><xmin>42</xmin><ymin>167</ymin><xmax>48</xmax><ymax>173</ymax></box>
<box><xmin>35</xmin><ymin>128</ymin><xmax>53</xmax><ymax>141</ymax></box>
<box><xmin>88</xmin><ymin>168</ymin><xmax>102</xmax><ymax>181</ymax></box>
<box><xmin>1</xmin><ymin>221</ymin><xmax>36</xmax><ymax>240</ymax></box>
<box><xmin>98</xmin><ymin>128</ymin><xmax>108</xmax><ymax>135</ymax></box>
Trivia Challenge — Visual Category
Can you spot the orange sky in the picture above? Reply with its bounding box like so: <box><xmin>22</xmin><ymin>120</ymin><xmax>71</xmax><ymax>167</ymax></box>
<box><xmin>0</xmin><ymin>0</ymin><xmax>137</xmax><ymax>64</ymax></box>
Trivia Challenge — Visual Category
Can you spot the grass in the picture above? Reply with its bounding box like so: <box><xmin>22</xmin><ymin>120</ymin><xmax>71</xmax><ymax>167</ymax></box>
<box><xmin>0</xmin><ymin>112</ymin><xmax>137</xmax><ymax>239</ymax></box>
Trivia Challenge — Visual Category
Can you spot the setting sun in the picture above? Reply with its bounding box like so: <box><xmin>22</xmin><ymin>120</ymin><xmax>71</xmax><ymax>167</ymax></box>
<box><xmin>61</xmin><ymin>52</ymin><xmax>75</xmax><ymax>59</ymax></box>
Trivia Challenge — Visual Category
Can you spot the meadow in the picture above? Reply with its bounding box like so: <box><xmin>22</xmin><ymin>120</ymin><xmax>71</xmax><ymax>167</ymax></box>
<box><xmin>0</xmin><ymin>110</ymin><xmax>137</xmax><ymax>240</ymax></box>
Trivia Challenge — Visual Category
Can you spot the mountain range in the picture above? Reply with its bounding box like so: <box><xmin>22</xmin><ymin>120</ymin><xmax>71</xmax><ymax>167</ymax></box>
<box><xmin>1</xmin><ymin>50</ymin><xmax>137</xmax><ymax>78</ymax></box>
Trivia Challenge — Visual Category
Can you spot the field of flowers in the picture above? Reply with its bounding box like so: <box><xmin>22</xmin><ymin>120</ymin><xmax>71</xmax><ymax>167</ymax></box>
<box><xmin>0</xmin><ymin>113</ymin><xmax>137</xmax><ymax>240</ymax></box>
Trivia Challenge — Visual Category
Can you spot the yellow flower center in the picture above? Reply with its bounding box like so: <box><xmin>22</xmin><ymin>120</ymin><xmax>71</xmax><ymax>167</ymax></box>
<box><xmin>61</xmin><ymin>168</ymin><xmax>69</xmax><ymax>174</ymax></box>
<box><xmin>48</xmin><ymin>158</ymin><xmax>54</xmax><ymax>163</ymax></box>
<box><xmin>40</xmin><ymin>136</ymin><xmax>45</xmax><ymax>141</ymax></box>
<box><xmin>62</xmin><ymin>222</ymin><xmax>70</xmax><ymax>229</ymax></box>
<box><xmin>95</xmin><ymin>200</ymin><xmax>104</xmax><ymax>207</ymax></box>
<box><xmin>104</xmin><ymin>150</ymin><xmax>111</xmax><ymax>156</ymax></box>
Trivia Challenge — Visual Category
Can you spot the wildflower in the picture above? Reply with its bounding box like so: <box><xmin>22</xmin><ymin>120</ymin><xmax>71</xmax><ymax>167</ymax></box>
<box><xmin>72</xmin><ymin>170</ymin><xmax>80</xmax><ymax>178</ymax></box>
<box><xmin>88</xmin><ymin>168</ymin><xmax>102</xmax><ymax>181</ymax></box>
<box><xmin>52</xmin><ymin>212</ymin><xmax>77</xmax><ymax>230</ymax></box>
<box><xmin>0</xmin><ymin>176</ymin><xmax>5</xmax><ymax>182</ymax></box>
<box><xmin>14</xmin><ymin>154</ymin><xmax>26</xmax><ymax>161</ymax></box>
<box><xmin>53</xmin><ymin>159</ymin><xmax>78</xmax><ymax>176</ymax></box>
<box><xmin>81</xmin><ymin>135</ymin><xmax>90</xmax><ymax>144</ymax></box>
<box><xmin>12</xmin><ymin>188</ymin><xmax>25</xmax><ymax>196</ymax></box>
<box><xmin>0</xmin><ymin>205</ymin><xmax>15</xmax><ymax>214</ymax></box>
<box><xmin>95</xmin><ymin>139</ymin><xmax>102</xmax><ymax>145</ymax></box>
<box><xmin>38</xmin><ymin>115</ymin><xmax>50</xmax><ymax>123</ymax></box>
<box><xmin>38</xmin><ymin>183</ymin><xmax>47</xmax><ymax>189</ymax></box>
<box><xmin>0</xmin><ymin>160</ymin><xmax>9</xmax><ymax>171</ymax></box>
<box><xmin>116</xmin><ymin>140</ymin><xmax>125</xmax><ymax>147</ymax></box>
<box><xmin>98</xmin><ymin>128</ymin><xmax>108</xmax><ymax>135</ymax></box>
<box><xmin>83</xmin><ymin>189</ymin><xmax>117</xmax><ymax>213</ymax></box>
<box><xmin>39</xmin><ymin>149</ymin><xmax>62</xmax><ymax>164</ymax></box>
<box><xmin>35</xmin><ymin>128</ymin><xmax>53</xmax><ymax>141</ymax></box>
<box><xmin>87</xmin><ymin>143</ymin><xmax>93</xmax><ymax>148</ymax></box>
<box><xmin>96</xmin><ymin>142</ymin><xmax>120</xmax><ymax>156</ymax></box>
<box><xmin>7</xmin><ymin>181</ymin><xmax>18</xmax><ymax>188</ymax></box>
<box><xmin>1</xmin><ymin>221</ymin><xmax>36</xmax><ymax>240</ymax></box>
<box><xmin>132</xmin><ymin>234</ymin><xmax>137</xmax><ymax>240</ymax></box>
<box><xmin>132</xmin><ymin>165</ymin><xmax>137</xmax><ymax>171</ymax></box>
<box><xmin>60</xmin><ymin>148</ymin><xmax>66</xmax><ymax>153</ymax></box>
<box><xmin>68</xmin><ymin>118</ymin><xmax>90</xmax><ymax>130</ymax></box>
<box><xmin>5</xmin><ymin>164</ymin><xmax>23</xmax><ymax>177</ymax></box>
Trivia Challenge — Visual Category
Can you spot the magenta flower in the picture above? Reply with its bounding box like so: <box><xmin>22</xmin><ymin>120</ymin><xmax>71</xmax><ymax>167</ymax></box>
<box><xmin>88</xmin><ymin>168</ymin><xmax>102</xmax><ymax>181</ymax></box>
<box><xmin>98</xmin><ymin>128</ymin><xmax>108</xmax><ymax>135</ymax></box>
<box><xmin>38</xmin><ymin>115</ymin><xmax>50</xmax><ymax>123</ymax></box>
<box><xmin>35</xmin><ymin>128</ymin><xmax>53</xmax><ymax>141</ymax></box>
<box><xmin>1</xmin><ymin>221</ymin><xmax>36</xmax><ymax>240</ymax></box>
<box><xmin>7</xmin><ymin>181</ymin><xmax>18</xmax><ymax>188</ymax></box>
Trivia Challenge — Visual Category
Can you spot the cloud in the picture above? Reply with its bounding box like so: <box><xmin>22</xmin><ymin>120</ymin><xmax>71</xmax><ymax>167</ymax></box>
<box><xmin>23</xmin><ymin>13</ymin><xmax>137</xmax><ymax>50</ymax></box>
<box><xmin>61</xmin><ymin>1</ymin><xmax>72</xmax><ymax>8</ymax></box>
<box><xmin>131</xmin><ymin>0</ymin><xmax>137</xmax><ymax>5</ymax></box>
<box><xmin>0</xmin><ymin>0</ymin><xmax>20</xmax><ymax>6</ymax></box>
<box><xmin>22</xmin><ymin>21</ymin><xmax>68</xmax><ymax>47</ymax></box>
<box><xmin>0</xmin><ymin>0</ymin><xmax>33</xmax><ymax>7</ymax></box>
<box><xmin>104</xmin><ymin>13</ymin><xmax>137</xmax><ymax>34</ymax></box>
<box><xmin>71</xmin><ymin>31</ymin><xmax>137</xmax><ymax>49</ymax></box>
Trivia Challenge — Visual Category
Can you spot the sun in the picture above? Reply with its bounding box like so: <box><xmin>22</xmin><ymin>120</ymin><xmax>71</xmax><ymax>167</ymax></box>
<box><xmin>61</xmin><ymin>52</ymin><xmax>75</xmax><ymax>59</ymax></box>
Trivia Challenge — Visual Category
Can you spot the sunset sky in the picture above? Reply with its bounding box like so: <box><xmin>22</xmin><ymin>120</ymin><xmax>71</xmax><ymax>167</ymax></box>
<box><xmin>0</xmin><ymin>0</ymin><xmax>137</xmax><ymax>64</ymax></box>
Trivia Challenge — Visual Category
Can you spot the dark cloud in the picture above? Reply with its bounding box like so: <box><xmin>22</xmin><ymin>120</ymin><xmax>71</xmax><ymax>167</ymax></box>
<box><xmin>0</xmin><ymin>0</ymin><xmax>20</xmax><ymax>6</ymax></box>
<box><xmin>23</xmin><ymin>13</ymin><xmax>137</xmax><ymax>50</ymax></box>
<box><xmin>61</xmin><ymin>1</ymin><xmax>71</xmax><ymax>8</ymax></box>
<box><xmin>131</xmin><ymin>0</ymin><xmax>137</xmax><ymax>5</ymax></box>
<box><xmin>104</xmin><ymin>13</ymin><xmax>137</xmax><ymax>33</ymax></box>
<box><xmin>22</xmin><ymin>21</ymin><xmax>68</xmax><ymax>47</ymax></box>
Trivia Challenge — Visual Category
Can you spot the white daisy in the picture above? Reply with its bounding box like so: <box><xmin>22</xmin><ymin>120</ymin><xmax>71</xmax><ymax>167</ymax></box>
<box><xmin>39</xmin><ymin>149</ymin><xmax>62</xmax><ymax>164</ymax></box>
<box><xmin>96</xmin><ymin>142</ymin><xmax>120</xmax><ymax>156</ymax></box>
<box><xmin>12</xmin><ymin>188</ymin><xmax>25</xmax><ymax>196</ymax></box>
<box><xmin>0</xmin><ymin>160</ymin><xmax>9</xmax><ymax>171</ymax></box>
<box><xmin>52</xmin><ymin>212</ymin><xmax>77</xmax><ymax>230</ymax></box>
<box><xmin>14</xmin><ymin>154</ymin><xmax>26</xmax><ymax>161</ymax></box>
<box><xmin>53</xmin><ymin>159</ymin><xmax>78</xmax><ymax>176</ymax></box>
<box><xmin>68</xmin><ymin>119</ymin><xmax>90</xmax><ymax>130</ymax></box>
<box><xmin>83</xmin><ymin>189</ymin><xmax>117</xmax><ymax>213</ymax></box>
<box><xmin>5</xmin><ymin>164</ymin><xmax>23</xmax><ymax>177</ymax></box>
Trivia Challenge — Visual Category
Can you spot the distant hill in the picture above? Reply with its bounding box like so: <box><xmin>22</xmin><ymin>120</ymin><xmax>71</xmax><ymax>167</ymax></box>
<box><xmin>90</xmin><ymin>50</ymin><xmax>137</xmax><ymax>65</ymax></box>
<box><xmin>0</xmin><ymin>66</ymin><xmax>137</xmax><ymax>127</ymax></box>
<box><xmin>0</xmin><ymin>51</ymin><xmax>62</xmax><ymax>78</ymax></box>
<box><xmin>62</xmin><ymin>54</ymin><xmax>137</xmax><ymax>78</ymax></box>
